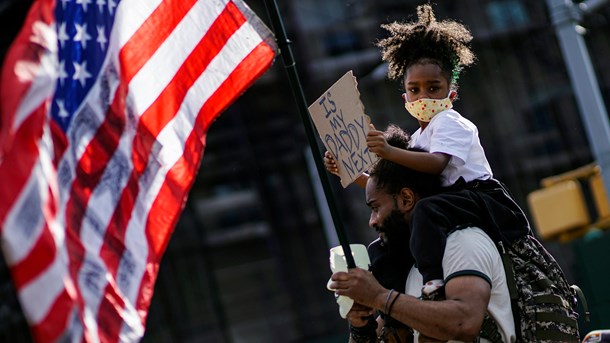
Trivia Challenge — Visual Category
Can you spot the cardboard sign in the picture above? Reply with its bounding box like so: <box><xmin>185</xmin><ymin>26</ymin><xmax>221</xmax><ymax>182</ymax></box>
<box><xmin>308</xmin><ymin>71</ymin><xmax>378</xmax><ymax>188</ymax></box>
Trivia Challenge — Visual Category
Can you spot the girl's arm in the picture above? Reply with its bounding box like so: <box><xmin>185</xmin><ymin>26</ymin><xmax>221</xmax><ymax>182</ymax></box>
<box><xmin>386</xmin><ymin>147</ymin><xmax>449</xmax><ymax>175</ymax></box>
<box><xmin>367</xmin><ymin>128</ymin><xmax>450</xmax><ymax>175</ymax></box>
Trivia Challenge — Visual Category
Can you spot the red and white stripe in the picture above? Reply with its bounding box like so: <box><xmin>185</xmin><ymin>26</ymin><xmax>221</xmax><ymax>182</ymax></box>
<box><xmin>0</xmin><ymin>0</ymin><xmax>275</xmax><ymax>342</ymax></box>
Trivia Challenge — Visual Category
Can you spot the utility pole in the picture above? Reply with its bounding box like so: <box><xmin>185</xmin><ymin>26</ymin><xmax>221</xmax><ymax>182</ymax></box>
<box><xmin>546</xmin><ymin>0</ymin><xmax>610</xmax><ymax>197</ymax></box>
<box><xmin>262</xmin><ymin>0</ymin><xmax>356</xmax><ymax>268</ymax></box>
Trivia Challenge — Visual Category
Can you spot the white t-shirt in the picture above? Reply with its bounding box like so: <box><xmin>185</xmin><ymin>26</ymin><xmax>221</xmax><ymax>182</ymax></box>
<box><xmin>405</xmin><ymin>227</ymin><xmax>516</xmax><ymax>343</ymax></box>
<box><xmin>409</xmin><ymin>109</ymin><xmax>492</xmax><ymax>187</ymax></box>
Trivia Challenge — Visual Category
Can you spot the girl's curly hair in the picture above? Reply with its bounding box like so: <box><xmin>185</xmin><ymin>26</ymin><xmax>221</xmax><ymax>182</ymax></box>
<box><xmin>377</xmin><ymin>4</ymin><xmax>475</xmax><ymax>85</ymax></box>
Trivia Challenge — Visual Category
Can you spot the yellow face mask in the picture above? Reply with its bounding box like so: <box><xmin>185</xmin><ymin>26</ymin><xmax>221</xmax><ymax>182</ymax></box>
<box><xmin>404</xmin><ymin>92</ymin><xmax>453</xmax><ymax>122</ymax></box>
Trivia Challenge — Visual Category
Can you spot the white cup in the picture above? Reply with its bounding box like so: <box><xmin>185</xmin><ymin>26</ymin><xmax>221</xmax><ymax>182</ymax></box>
<box><xmin>327</xmin><ymin>244</ymin><xmax>370</xmax><ymax>318</ymax></box>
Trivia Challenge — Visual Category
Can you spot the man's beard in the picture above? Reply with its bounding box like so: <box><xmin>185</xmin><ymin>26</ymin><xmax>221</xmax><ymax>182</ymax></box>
<box><xmin>377</xmin><ymin>209</ymin><xmax>411</xmax><ymax>255</ymax></box>
<box><xmin>369</xmin><ymin>208</ymin><xmax>414</xmax><ymax>293</ymax></box>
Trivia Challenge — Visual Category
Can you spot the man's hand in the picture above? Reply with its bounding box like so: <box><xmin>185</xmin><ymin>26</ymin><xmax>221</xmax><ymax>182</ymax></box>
<box><xmin>346</xmin><ymin>303</ymin><xmax>376</xmax><ymax>327</ymax></box>
<box><xmin>332</xmin><ymin>269</ymin><xmax>491</xmax><ymax>341</ymax></box>
<box><xmin>330</xmin><ymin>268</ymin><xmax>386</xmax><ymax>310</ymax></box>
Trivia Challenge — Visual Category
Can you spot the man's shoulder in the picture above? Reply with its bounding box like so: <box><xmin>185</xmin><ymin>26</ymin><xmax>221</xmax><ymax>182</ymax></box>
<box><xmin>446</xmin><ymin>227</ymin><xmax>494</xmax><ymax>246</ymax></box>
<box><xmin>444</xmin><ymin>227</ymin><xmax>499</xmax><ymax>264</ymax></box>
<box><xmin>443</xmin><ymin>227</ymin><xmax>501</xmax><ymax>282</ymax></box>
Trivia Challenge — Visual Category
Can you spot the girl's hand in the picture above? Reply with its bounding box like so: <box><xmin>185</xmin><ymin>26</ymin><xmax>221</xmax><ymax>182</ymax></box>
<box><xmin>324</xmin><ymin>151</ymin><xmax>340</xmax><ymax>177</ymax></box>
<box><xmin>367</xmin><ymin>124</ymin><xmax>392</xmax><ymax>159</ymax></box>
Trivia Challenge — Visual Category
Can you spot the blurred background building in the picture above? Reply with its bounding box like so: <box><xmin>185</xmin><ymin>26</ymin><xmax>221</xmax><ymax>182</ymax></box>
<box><xmin>1</xmin><ymin>0</ymin><xmax>609</xmax><ymax>342</ymax></box>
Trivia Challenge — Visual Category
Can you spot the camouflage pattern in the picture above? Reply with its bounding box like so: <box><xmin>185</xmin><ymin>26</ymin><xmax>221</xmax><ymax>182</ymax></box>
<box><xmin>506</xmin><ymin>235</ymin><xmax>580</xmax><ymax>342</ymax></box>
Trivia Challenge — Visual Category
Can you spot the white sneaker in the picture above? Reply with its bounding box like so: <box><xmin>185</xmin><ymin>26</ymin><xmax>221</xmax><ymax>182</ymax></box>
<box><xmin>422</xmin><ymin>279</ymin><xmax>444</xmax><ymax>297</ymax></box>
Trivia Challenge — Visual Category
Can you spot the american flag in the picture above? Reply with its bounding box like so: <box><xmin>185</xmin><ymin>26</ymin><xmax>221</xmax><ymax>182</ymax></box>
<box><xmin>0</xmin><ymin>0</ymin><xmax>276</xmax><ymax>341</ymax></box>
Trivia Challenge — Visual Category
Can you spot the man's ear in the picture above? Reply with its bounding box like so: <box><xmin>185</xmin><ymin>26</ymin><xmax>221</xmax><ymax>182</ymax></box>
<box><xmin>397</xmin><ymin>187</ymin><xmax>416</xmax><ymax>211</ymax></box>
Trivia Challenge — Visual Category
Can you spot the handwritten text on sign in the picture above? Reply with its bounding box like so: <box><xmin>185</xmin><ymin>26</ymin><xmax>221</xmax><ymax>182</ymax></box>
<box><xmin>308</xmin><ymin>71</ymin><xmax>378</xmax><ymax>187</ymax></box>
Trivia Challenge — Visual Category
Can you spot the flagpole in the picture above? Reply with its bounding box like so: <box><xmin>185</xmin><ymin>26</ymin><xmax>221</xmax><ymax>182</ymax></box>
<box><xmin>262</xmin><ymin>0</ymin><xmax>356</xmax><ymax>269</ymax></box>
